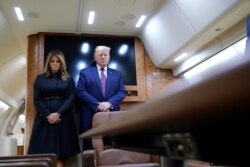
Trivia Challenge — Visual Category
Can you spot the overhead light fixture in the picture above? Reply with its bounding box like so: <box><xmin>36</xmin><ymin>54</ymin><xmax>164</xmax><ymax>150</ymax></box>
<box><xmin>174</xmin><ymin>53</ymin><xmax>188</xmax><ymax>62</ymax></box>
<box><xmin>14</xmin><ymin>7</ymin><xmax>24</xmax><ymax>21</ymax></box>
<box><xmin>135</xmin><ymin>15</ymin><xmax>146</xmax><ymax>28</ymax></box>
<box><xmin>182</xmin><ymin>56</ymin><xmax>202</xmax><ymax>71</ymax></box>
<box><xmin>183</xmin><ymin>37</ymin><xmax>247</xmax><ymax>79</ymax></box>
<box><xmin>88</xmin><ymin>11</ymin><xmax>95</xmax><ymax>24</ymax></box>
<box><xmin>0</xmin><ymin>100</ymin><xmax>10</xmax><ymax>111</ymax></box>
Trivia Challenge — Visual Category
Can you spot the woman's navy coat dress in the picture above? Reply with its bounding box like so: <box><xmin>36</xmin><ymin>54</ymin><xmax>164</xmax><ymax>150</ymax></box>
<box><xmin>28</xmin><ymin>72</ymin><xmax>80</xmax><ymax>159</ymax></box>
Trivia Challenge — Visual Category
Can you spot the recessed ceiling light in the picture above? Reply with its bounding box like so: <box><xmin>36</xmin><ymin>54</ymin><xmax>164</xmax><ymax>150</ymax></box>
<box><xmin>14</xmin><ymin>7</ymin><xmax>24</xmax><ymax>21</ymax></box>
<box><xmin>88</xmin><ymin>11</ymin><xmax>95</xmax><ymax>24</ymax></box>
<box><xmin>135</xmin><ymin>15</ymin><xmax>146</xmax><ymax>28</ymax></box>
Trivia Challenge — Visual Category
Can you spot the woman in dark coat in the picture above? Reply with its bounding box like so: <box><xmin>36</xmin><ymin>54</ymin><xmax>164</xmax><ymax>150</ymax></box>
<box><xmin>28</xmin><ymin>50</ymin><xmax>80</xmax><ymax>167</ymax></box>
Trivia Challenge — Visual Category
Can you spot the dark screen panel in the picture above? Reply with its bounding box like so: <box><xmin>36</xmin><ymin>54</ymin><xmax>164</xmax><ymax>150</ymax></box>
<box><xmin>44</xmin><ymin>35</ymin><xmax>137</xmax><ymax>85</ymax></box>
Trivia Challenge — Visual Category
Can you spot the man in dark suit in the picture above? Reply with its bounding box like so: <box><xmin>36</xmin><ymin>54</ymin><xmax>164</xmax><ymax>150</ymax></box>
<box><xmin>77</xmin><ymin>45</ymin><xmax>126</xmax><ymax>150</ymax></box>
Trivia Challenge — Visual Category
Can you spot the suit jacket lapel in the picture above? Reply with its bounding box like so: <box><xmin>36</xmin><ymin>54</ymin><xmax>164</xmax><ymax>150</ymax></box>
<box><xmin>92</xmin><ymin>67</ymin><xmax>103</xmax><ymax>96</ymax></box>
<box><xmin>105</xmin><ymin>68</ymin><xmax>113</xmax><ymax>97</ymax></box>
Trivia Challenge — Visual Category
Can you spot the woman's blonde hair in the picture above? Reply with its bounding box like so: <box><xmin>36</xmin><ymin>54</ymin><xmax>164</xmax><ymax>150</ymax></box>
<box><xmin>44</xmin><ymin>50</ymin><xmax>69</xmax><ymax>81</ymax></box>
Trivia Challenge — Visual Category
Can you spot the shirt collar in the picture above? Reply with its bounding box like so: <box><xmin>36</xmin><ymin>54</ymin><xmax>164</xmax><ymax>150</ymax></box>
<box><xmin>96</xmin><ymin>65</ymin><xmax>107</xmax><ymax>72</ymax></box>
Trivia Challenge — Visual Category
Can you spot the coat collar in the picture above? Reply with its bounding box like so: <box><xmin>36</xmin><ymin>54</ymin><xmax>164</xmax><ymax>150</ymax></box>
<box><xmin>46</xmin><ymin>71</ymin><xmax>61</xmax><ymax>79</ymax></box>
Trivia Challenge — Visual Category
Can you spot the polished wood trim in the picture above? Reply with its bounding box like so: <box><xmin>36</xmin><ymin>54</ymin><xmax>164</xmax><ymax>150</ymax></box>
<box><xmin>124</xmin><ymin>38</ymin><xmax>147</xmax><ymax>101</ymax></box>
<box><xmin>25</xmin><ymin>34</ymin><xmax>40</xmax><ymax>153</ymax></box>
<box><xmin>38</xmin><ymin>33</ymin><xmax>45</xmax><ymax>72</ymax></box>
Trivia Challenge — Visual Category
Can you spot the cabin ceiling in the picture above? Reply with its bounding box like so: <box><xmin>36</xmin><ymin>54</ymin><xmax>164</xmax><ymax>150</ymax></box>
<box><xmin>0</xmin><ymin>0</ymin><xmax>250</xmax><ymax>107</ymax></box>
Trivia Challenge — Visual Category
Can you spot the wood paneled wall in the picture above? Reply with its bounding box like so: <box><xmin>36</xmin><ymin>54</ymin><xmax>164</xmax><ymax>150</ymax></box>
<box><xmin>25</xmin><ymin>34</ymin><xmax>39</xmax><ymax>154</ymax></box>
<box><xmin>121</xmin><ymin>54</ymin><xmax>176</xmax><ymax>110</ymax></box>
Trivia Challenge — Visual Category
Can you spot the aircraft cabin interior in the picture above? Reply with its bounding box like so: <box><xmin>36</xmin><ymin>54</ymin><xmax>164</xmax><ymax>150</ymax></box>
<box><xmin>0</xmin><ymin>0</ymin><xmax>250</xmax><ymax>167</ymax></box>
